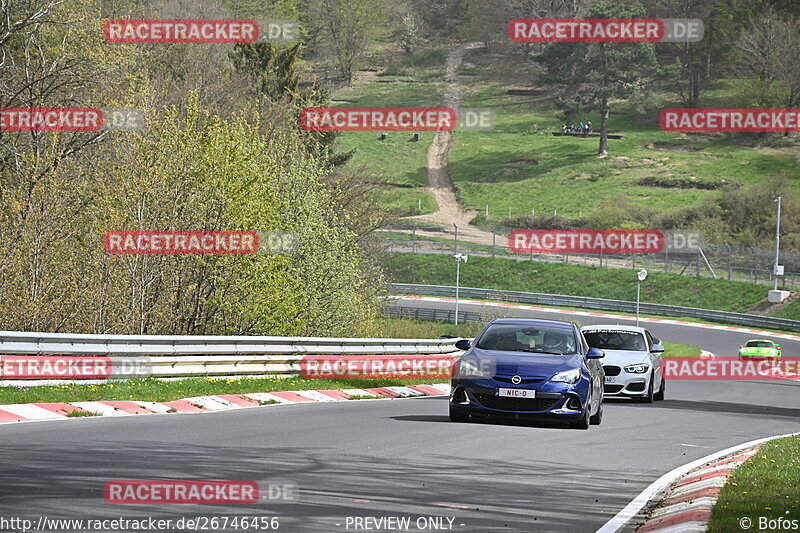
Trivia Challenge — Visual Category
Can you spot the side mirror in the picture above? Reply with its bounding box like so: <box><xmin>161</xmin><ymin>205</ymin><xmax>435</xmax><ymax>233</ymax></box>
<box><xmin>455</xmin><ymin>339</ymin><xmax>471</xmax><ymax>351</ymax></box>
<box><xmin>653</xmin><ymin>338</ymin><xmax>661</xmax><ymax>345</ymax></box>
<box><xmin>587</xmin><ymin>347</ymin><xmax>605</xmax><ymax>359</ymax></box>
<box><xmin>651</xmin><ymin>343</ymin><xmax>665</xmax><ymax>353</ymax></box>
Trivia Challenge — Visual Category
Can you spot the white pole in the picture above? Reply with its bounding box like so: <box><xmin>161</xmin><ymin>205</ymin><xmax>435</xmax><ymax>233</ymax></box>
<box><xmin>455</xmin><ymin>259</ymin><xmax>461</xmax><ymax>325</ymax></box>
<box><xmin>774</xmin><ymin>196</ymin><xmax>781</xmax><ymax>290</ymax></box>
<box><xmin>485</xmin><ymin>204</ymin><xmax>489</xmax><ymax>218</ymax></box>
<box><xmin>636</xmin><ymin>280</ymin><xmax>641</xmax><ymax>327</ymax></box>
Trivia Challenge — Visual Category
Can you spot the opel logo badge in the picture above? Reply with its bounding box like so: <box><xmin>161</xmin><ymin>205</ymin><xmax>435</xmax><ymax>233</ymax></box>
<box><xmin>511</xmin><ymin>375</ymin><xmax>522</xmax><ymax>384</ymax></box>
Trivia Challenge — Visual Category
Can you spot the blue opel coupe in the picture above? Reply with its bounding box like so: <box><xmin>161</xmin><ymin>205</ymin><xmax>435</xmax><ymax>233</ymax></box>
<box><xmin>449</xmin><ymin>318</ymin><xmax>605</xmax><ymax>429</ymax></box>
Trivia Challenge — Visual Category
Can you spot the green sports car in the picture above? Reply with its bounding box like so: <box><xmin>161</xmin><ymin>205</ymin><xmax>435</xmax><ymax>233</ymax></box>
<box><xmin>738</xmin><ymin>339</ymin><xmax>782</xmax><ymax>361</ymax></box>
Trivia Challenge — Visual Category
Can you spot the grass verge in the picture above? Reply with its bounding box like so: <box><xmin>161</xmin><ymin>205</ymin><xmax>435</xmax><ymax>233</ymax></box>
<box><xmin>662</xmin><ymin>342</ymin><xmax>701</xmax><ymax>358</ymax></box>
<box><xmin>708</xmin><ymin>435</ymin><xmax>800</xmax><ymax>532</ymax></box>
<box><xmin>387</xmin><ymin>253</ymin><xmax>767</xmax><ymax>313</ymax></box>
<box><xmin>0</xmin><ymin>376</ymin><xmax>448</xmax><ymax>405</ymax></box>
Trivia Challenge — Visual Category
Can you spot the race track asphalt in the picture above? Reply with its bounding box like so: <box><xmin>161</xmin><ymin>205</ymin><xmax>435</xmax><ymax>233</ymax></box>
<box><xmin>1</xmin><ymin>301</ymin><xmax>798</xmax><ymax>533</ymax></box>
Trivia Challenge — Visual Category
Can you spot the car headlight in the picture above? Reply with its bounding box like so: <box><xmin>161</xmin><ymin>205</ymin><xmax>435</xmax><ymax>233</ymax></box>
<box><xmin>549</xmin><ymin>368</ymin><xmax>581</xmax><ymax>384</ymax></box>
<box><xmin>624</xmin><ymin>364</ymin><xmax>650</xmax><ymax>374</ymax></box>
<box><xmin>457</xmin><ymin>360</ymin><xmax>488</xmax><ymax>379</ymax></box>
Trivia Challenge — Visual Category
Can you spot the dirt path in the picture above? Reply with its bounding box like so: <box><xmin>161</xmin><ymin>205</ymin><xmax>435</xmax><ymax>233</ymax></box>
<box><xmin>402</xmin><ymin>43</ymin><xmax>499</xmax><ymax>247</ymax></box>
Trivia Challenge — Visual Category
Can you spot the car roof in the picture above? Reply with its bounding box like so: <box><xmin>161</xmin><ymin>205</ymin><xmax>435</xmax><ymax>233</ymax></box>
<box><xmin>489</xmin><ymin>317</ymin><xmax>575</xmax><ymax>329</ymax></box>
<box><xmin>580</xmin><ymin>324</ymin><xmax>646</xmax><ymax>333</ymax></box>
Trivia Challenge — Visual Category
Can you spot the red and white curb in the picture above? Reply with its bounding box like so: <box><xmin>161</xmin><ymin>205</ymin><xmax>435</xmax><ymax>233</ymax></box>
<box><xmin>596</xmin><ymin>432</ymin><xmax>800</xmax><ymax>533</ymax></box>
<box><xmin>632</xmin><ymin>447</ymin><xmax>760</xmax><ymax>532</ymax></box>
<box><xmin>0</xmin><ymin>383</ymin><xmax>451</xmax><ymax>425</ymax></box>
<box><xmin>399</xmin><ymin>296</ymin><xmax>800</xmax><ymax>342</ymax></box>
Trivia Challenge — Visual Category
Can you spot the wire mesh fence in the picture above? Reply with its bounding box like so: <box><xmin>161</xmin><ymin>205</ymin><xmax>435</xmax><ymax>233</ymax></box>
<box><xmin>385</xmin><ymin>229</ymin><xmax>800</xmax><ymax>289</ymax></box>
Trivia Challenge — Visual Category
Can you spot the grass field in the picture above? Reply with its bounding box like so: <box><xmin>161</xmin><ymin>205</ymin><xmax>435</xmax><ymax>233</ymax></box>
<box><xmin>334</xmin><ymin>45</ymin><xmax>800</xmax><ymax>235</ymax></box>
<box><xmin>772</xmin><ymin>301</ymin><xmax>800</xmax><ymax>321</ymax></box>
<box><xmin>386</xmin><ymin>253</ymin><xmax>768</xmax><ymax>312</ymax></box>
<box><xmin>448</xmin><ymin>49</ymin><xmax>799</xmax><ymax>221</ymax></box>
<box><xmin>332</xmin><ymin>53</ymin><xmax>450</xmax><ymax>215</ymax></box>
<box><xmin>662</xmin><ymin>341</ymin><xmax>701</xmax><ymax>358</ymax></box>
<box><xmin>708</xmin><ymin>436</ymin><xmax>800</xmax><ymax>532</ymax></box>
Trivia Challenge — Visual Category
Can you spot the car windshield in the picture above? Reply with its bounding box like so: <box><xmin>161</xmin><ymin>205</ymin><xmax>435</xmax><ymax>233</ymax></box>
<box><xmin>583</xmin><ymin>329</ymin><xmax>647</xmax><ymax>351</ymax></box>
<box><xmin>475</xmin><ymin>324</ymin><xmax>577</xmax><ymax>355</ymax></box>
<box><xmin>745</xmin><ymin>341</ymin><xmax>773</xmax><ymax>348</ymax></box>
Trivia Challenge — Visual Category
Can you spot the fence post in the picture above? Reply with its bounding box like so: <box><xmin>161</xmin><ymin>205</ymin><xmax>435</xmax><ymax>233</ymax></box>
<box><xmin>492</xmin><ymin>232</ymin><xmax>496</xmax><ymax>258</ymax></box>
<box><xmin>412</xmin><ymin>226</ymin><xmax>417</xmax><ymax>253</ymax></box>
<box><xmin>695</xmin><ymin>249</ymin><xmax>700</xmax><ymax>277</ymax></box>
<box><xmin>727</xmin><ymin>244</ymin><xmax>732</xmax><ymax>280</ymax></box>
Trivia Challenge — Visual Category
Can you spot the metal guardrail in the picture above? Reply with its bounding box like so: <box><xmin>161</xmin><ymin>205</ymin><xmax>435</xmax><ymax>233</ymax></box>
<box><xmin>380</xmin><ymin>306</ymin><xmax>483</xmax><ymax>324</ymax></box>
<box><xmin>390</xmin><ymin>284</ymin><xmax>800</xmax><ymax>333</ymax></box>
<box><xmin>0</xmin><ymin>331</ymin><xmax>461</xmax><ymax>384</ymax></box>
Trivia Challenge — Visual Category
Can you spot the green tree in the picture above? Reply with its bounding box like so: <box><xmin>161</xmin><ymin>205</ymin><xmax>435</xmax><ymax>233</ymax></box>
<box><xmin>536</xmin><ymin>0</ymin><xmax>671</xmax><ymax>155</ymax></box>
<box><xmin>300</xmin><ymin>0</ymin><xmax>389</xmax><ymax>83</ymax></box>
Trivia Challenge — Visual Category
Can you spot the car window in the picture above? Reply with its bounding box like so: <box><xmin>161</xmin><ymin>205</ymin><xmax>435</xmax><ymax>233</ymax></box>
<box><xmin>645</xmin><ymin>330</ymin><xmax>655</xmax><ymax>350</ymax></box>
<box><xmin>583</xmin><ymin>329</ymin><xmax>647</xmax><ymax>351</ymax></box>
<box><xmin>745</xmin><ymin>341</ymin><xmax>773</xmax><ymax>348</ymax></box>
<box><xmin>476</xmin><ymin>324</ymin><xmax>578</xmax><ymax>355</ymax></box>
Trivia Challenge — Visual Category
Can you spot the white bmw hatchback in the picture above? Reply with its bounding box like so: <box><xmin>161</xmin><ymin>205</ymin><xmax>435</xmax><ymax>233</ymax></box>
<box><xmin>580</xmin><ymin>325</ymin><xmax>665</xmax><ymax>403</ymax></box>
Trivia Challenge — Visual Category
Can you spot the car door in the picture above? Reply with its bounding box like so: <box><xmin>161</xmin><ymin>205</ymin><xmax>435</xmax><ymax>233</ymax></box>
<box><xmin>579</xmin><ymin>326</ymin><xmax>602</xmax><ymax>410</ymax></box>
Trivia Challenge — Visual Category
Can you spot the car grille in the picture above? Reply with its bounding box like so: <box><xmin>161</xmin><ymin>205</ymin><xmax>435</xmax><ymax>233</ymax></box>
<box><xmin>493</xmin><ymin>376</ymin><xmax>544</xmax><ymax>384</ymax></box>
<box><xmin>603</xmin><ymin>365</ymin><xmax>621</xmax><ymax>376</ymax></box>
<box><xmin>474</xmin><ymin>394</ymin><xmax>559</xmax><ymax>412</ymax></box>
<box><xmin>604</xmin><ymin>384</ymin><xmax>624</xmax><ymax>394</ymax></box>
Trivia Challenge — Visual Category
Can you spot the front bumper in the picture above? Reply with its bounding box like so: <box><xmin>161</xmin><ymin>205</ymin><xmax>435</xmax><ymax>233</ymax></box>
<box><xmin>739</xmin><ymin>353</ymin><xmax>780</xmax><ymax>361</ymax></box>
<box><xmin>449</xmin><ymin>378</ymin><xmax>589</xmax><ymax>421</ymax></box>
<box><xmin>602</xmin><ymin>367</ymin><xmax>650</xmax><ymax>397</ymax></box>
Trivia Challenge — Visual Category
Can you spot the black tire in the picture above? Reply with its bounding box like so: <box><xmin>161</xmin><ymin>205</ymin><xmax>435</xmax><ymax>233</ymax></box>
<box><xmin>449</xmin><ymin>406</ymin><xmax>469</xmax><ymax>422</ymax></box>
<box><xmin>639</xmin><ymin>375</ymin><xmax>655</xmax><ymax>404</ymax></box>
<box><xmin>589</xmin><ymin>400</ymin><xmax>603</xmax><ymax>425</ymax></box>
<box><xmin>654</xmin><ymin>377</ymin><xmax>665</xmax><ymax>401</ymax></box>
<box><xmin>572</xmin><ymin>394</ymin><xmax>591</xmax><ymax>429</ymax></box>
